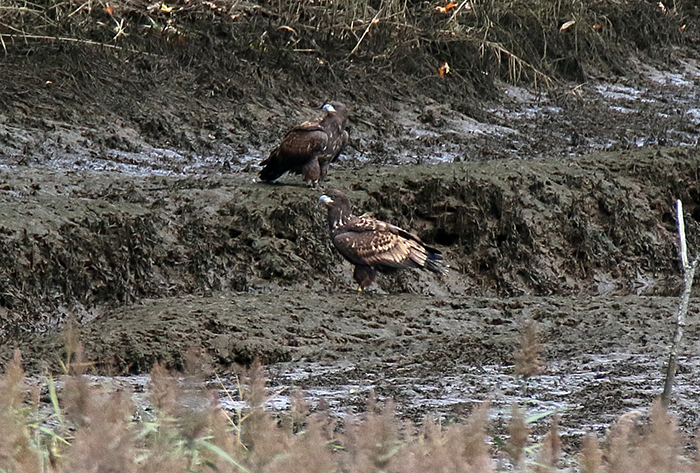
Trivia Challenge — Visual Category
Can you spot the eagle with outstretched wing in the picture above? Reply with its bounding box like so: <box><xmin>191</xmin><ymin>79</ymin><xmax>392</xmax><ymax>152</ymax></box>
<box><xmin>319</xmin><ymin>189</ymin><xmax>447</xmax><ymax>290</ymax></box>
<box><xmin>259</xmin><ymin>102</ymin><xmax>349</xmax><ymax>187</ymax></box>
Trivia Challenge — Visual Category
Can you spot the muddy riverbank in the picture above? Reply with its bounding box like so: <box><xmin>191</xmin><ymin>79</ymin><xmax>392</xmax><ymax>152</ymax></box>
<box><xmin>2</xmin><ymin>0</ymin><xmax>700</xmax><ymax>459</ymax></box>
<box><xmin>0</xmin><ymin>147</ymin><xmax>698</xmax><ymax>339</ymax></box>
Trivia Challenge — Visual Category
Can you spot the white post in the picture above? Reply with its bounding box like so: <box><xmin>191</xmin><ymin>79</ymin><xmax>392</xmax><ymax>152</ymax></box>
<box><xmin>662</xmin><ymin>200</ymin><xmax>697</xmax><ymax>408</ymax></box>
<box><xmin>678</xmin><ymin>199</ymin><xmax>689</xmax><ymax>269</ymax></box>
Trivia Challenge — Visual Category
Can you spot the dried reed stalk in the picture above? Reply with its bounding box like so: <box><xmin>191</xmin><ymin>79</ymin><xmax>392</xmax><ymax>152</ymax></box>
<box><xmin>514</xmin><ymin>318</ymin><xmax>543</xmax><ymax>379</ymax></box>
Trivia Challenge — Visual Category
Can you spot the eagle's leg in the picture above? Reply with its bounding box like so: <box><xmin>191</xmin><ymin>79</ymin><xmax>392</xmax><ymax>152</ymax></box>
<box><xmin>319</xmin><ymin>160</ymin><xmax>330</xmax><ymax>183</ymax></box>
<box><xmin>353</xmin><ymin>265</ymin><xmax>376</xmax><ymax>291</ymax></box>
<box><xmin>301</xmin><ymin>158</ymin><xmax>321</xmax><ymax>187</ymax></box>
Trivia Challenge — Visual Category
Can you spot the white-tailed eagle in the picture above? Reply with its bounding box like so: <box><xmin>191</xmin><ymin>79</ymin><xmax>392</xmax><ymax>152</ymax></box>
<box><xmin>259</xmin><ymin>102</ymin><xmax>349</xmax><ymax>186</ymax></box>
<box><xmin>319</xmin><ymin>190</ymin><xmax>447</xmax><ymax>290</ymax></box>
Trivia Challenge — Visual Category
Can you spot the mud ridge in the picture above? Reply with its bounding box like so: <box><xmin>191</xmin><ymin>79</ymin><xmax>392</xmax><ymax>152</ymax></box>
<box><xmin>0</xmin><ymin>147</ymin><xmax>697</xmax><ymax>339</ymax></box>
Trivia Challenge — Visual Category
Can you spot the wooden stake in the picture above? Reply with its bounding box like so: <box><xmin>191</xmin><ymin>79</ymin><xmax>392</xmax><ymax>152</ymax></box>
<box><xmin>661</xmin><ymin>200</ymin><xmax>697</xmax><ymax>408</ymax></box>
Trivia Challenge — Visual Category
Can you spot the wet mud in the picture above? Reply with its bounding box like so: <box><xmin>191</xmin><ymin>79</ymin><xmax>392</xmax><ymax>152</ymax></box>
<box><xmin>2</xmin><ymin>145</ymin><xmax>700</xmax><ymax>445</ymax></box>
<box><xmin>0</xmin><ymin>148</ymin><xmax>698</xmax><ymax>336</ymax></box>
<box><xmin>12</xmin><ymin>291</ymin><xmax>700</xmax><ymax>448</ymax></box>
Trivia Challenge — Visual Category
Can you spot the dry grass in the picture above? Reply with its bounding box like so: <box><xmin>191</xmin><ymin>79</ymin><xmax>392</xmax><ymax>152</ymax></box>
<box><xmin>3</xmin><ymin>350</ymin><xmax>700</xmax><ymax>472</ymax></box>
<box><xmin>505</xmin><ymin>403</ymin><xmax>529</xmax><ymax>468</ymax></box>
<box><xmin>514</xmin><ymin>318</ymin><xmax>544</xmax><ymax>380</ymax></box>
<box><xmin>0</xmin><ymin>0</ymin><xmax>695</xmax><ymax>88</ymax></box>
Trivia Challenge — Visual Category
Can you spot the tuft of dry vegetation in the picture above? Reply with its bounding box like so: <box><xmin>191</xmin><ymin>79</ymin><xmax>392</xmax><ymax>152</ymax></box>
<box><xmin>514</xmin><ymin>318</ymin><xmax>544</xmax><ymax>380</ymax></box>
<box><xmin>3</xmin><ymin>351</ymin><xmax>700</xmax><ymax>472</ymax></box>
<box><xmin>579</xmin><ymin>432</ymin><xmax>603</xmax><ymax>473</ymax></box>
<box><xmin>505</xmin><ymin>403</ymin><xmax>529</xmax><ymax>468</ymax></box>
<box><xmin>534</xmin><ymin>414</ymin><xmax>561</xmax><ymax>472</ymax></box>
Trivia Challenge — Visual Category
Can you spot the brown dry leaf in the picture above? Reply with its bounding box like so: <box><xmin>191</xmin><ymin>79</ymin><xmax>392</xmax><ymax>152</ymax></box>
<box><xmin>560</xmin><ymin>20</ymin><xmax>576</xmax><ymax>32</ymax></box>
<box><xmin>680</xmin><ymin>24</ymin><xmax>687</xmax><ymax>31</ymax></box>
<box><xmin>438</xmin><ymin>61</ymin><xmax>450</xmax><ymax>77</ymax></box>
<box><xmin>592</xmin><ymin>23</ymin><xmax>602</xmax><ymax>30</ymax></box>
<box><xmin>104</xmin><ymin>4</ymin><xmax>113</xmax><ymax>15</ymax></box>
<box><xmin>435</xmin><ymin>1</ymin><xmax>457</xmax><ymax>13</ymax></box>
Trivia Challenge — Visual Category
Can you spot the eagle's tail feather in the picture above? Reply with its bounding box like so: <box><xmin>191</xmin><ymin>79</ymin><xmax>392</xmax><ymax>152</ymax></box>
<box><xmin>426</xmin><ymin>250</ymin><xmax>448</xmax><ymax>276</ymax></box>
<box><xmin>259</xmin><ymin>164</ymin><xmax>286</xmax><ymax>182</ymax></box>
<box><xmin>259</xmin><ymin>152</ymin><xmax>287</xmax><ymax>182</ymax></box>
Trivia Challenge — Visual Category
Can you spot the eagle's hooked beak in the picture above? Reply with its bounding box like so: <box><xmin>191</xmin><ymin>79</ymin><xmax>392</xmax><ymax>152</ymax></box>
<box><xmin>318</xmin><ymin>195</ymin><xmax>333</xmax><ymax>206</ymax></box>
<box><xmin>322</xmin><ymin>103</ymin><xmax>336</xmax><ymax>113</ymax></box>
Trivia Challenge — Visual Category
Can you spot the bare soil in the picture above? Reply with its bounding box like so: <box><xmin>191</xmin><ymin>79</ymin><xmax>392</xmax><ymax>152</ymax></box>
<box><xmin>2</xmin><ymin>0</ymin><xmax>700</xmax><ymax>452</ymax></box>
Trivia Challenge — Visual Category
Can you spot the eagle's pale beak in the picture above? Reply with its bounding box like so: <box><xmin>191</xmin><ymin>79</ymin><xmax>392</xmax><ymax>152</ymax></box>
<box><xmin>319</xmin><ymin>195</ymin><xmax>333</xmax><ymax>205</ymax></box>
<box><xmin>322</xmin><ymin>103</ymin><xmax>336</xmax><ymax>113</ymax></box>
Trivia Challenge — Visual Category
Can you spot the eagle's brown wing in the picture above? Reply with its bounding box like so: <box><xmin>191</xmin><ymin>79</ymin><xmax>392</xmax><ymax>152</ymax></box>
<box><xmin>344</xmin><ymin>214</ymin><xmax>427</xmax><ymax>246</ymax></box>
<box><xmin>333</xmin><ymin>215</ymin><xmax>429</xmax><ymax>269</ymax></box>
<box><xmin>331</xmin><ymin>130</ymin><xmax>349</xmax><ymax>163</ymax></box>
<box><xmin>275</xmin><ymin>127</ymin><xmax>328</xmax><ymax>160</ymax></box>
<box><xmin>259</xmin><ymin>124</ymin><xmax>329</xmax><ymax>182</ymax></box>
<box><xmin>334</xmin><ymin>230</ymin><xmax>428</xmax><ymax>269</ymax></box>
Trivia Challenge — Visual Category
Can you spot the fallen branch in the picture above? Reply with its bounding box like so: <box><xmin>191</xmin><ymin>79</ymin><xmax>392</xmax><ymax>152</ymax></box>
<box><xmin>661</xmin><ymin>199</ymin><xmax>698</xmax><ymax>408</ymax></box>
<box><xmin>448</xmin><ymin>0</ymin><xmax>472</xmax><ymax>23</ymax></box>
<box><xmin>0</xmin><ymin>33</ymin><xmax>163</xmax><ymax>56</ymax></box>
<box><xmin>347</xmin><ymin>8</ymin><xmax>382</xmax><ymax>57</ymax></box>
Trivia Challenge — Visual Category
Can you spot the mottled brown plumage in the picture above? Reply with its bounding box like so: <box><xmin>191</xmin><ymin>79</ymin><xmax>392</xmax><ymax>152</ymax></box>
<box><xmin>259</xmin><ymin>102</ymin><xmax>349</xmax><ymax>186</ymax></box>
<box><xmin>319</xmin><ymin>190</ymin><xmax>447</xmax><ymax>290</ymax></box>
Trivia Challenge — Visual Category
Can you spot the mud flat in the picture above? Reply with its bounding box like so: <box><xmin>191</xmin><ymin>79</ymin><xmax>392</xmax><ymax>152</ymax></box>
<box><xmin>2</xmin><ymin>124</ymin><xmax>700</xmax><ymax>444</ymax></box>
<box><xmin>0</xmin><ymin>145</ymin><xmax>699</xmax><ymax>436</ymax></box>
<box><xmin>2</xmin><ymin>0</ymin><xmax>700</xmax><ymax>453</ymax></box>
<box><xmin>11</xmin><ymin>290</ymin><xmax>700</xmax><ymax>442</ymax></box>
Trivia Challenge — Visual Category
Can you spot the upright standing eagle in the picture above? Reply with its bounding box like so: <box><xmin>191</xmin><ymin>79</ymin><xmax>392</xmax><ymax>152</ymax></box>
<box><xmin>259</xmin><ymin>102</ymin><xmax>349</xmax><ymax>186</ymax></box>
<box><xmin>319</xmin><ymin>190</ymin><xmax>447</xmax><ymax>290</ymax></box>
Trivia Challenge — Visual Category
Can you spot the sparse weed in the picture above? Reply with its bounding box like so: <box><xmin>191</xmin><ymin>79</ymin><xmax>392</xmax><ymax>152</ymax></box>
<box><xmin>505</xmin><ymin>403</ymin><xmax>529</xmax><ymax>468</ymax></box>
<box><xmin>514</xmin><ymin>317</ymin><xmax>544</xmax><ymax>383</ymax></box>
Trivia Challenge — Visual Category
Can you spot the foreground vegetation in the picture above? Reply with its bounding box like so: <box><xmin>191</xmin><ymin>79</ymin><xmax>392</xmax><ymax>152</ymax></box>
<box><xmin>1</xmin><ymin>345</ymin><xmax>698</xmax><ymax>473</ymax></box>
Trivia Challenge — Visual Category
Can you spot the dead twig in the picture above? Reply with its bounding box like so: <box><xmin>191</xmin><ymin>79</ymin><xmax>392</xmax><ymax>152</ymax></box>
<box><xmin>0</xmin><ymin>33</ymin><xmax>163</xmax><ymax>56</ymax></box>
<box><xmin>0</xmin><ymin>5</ymin><xmax>43</xmax><ymax>13</ymax></box>
<box><xmin>661</xmin><ymin>199</ymin><xmax>698</xmax><ymax>408</ymax></box>
<box><xmin>67</xmin><ymin>0</ymin><xmax>93</xmax><ymax>18</ymax></box>
<box><xmin>480</xmin><ymin>39</ymin><xmax>553</xmax><ymax>86</ymax></box>
<box><xmin>347</xmin><ymin>8</ymin><xmax>382</xmax><ymax>57</ymax></box>
<box><xmin>447</xmin><ymin>0</ymin><xmax>472</xmax><ymax>23</ymax></box>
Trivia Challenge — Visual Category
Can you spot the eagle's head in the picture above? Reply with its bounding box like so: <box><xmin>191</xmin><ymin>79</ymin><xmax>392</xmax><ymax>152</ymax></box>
<box><xmin>319</xmin><ymin>190</ymin><xmax>352</xmax><ymax>221</ymax></box>
<box><xmin>319</xmin><ymin>190</ymin><xmax>350</xmax><ymax>208</ymax></box>
<box><xmin>320</xmin><ymin>191</ymin><xmax>351</xmax><ymax>230</ymax></box>
<box><xmin>322</xmin><ymin>102</ymin><xmax>348</xmax><ymax>118</ymax></box>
